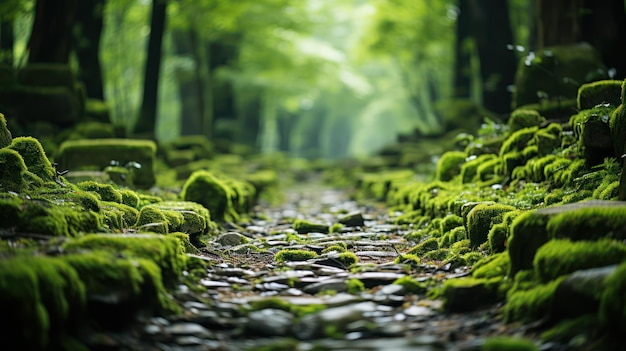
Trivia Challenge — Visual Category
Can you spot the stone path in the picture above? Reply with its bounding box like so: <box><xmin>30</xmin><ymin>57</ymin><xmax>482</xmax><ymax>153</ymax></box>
<box><xmin>89</xmin><ymin>182</ymin><xmax>553</xmax><ymax>351</ymax></box>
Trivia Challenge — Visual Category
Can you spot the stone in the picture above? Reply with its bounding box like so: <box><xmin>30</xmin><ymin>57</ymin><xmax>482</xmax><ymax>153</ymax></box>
<box><xmin>246</xmin><ymin>309</ymin><xmax>294</xmax><ymax>336</ymax></box>
<box><xmin>338</xmin><ymin>211</ymin><xmax>365</xmax><ymax>227</ymax></box>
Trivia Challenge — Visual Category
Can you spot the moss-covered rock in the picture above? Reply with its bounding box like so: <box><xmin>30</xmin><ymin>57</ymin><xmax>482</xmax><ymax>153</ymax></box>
<box><xmin>534</xmin><ymin>239</ymin><xmax>626</xmax><ymax>283</ymax></box>
<box><xmin>482</xmin><ymin>337</ymin><xmax>538</xmax><ymax>351</ymax></box>
<box><xmin>58</xmin><ymin>139</ymin><xmax>157</xmax><ymax>189</ymax></box>
<box><xmin>136</xmin><ymin>206</ymin><xmax>170</xmax><ymax>234</ymax></box>
<box><xmin>599</xmin><ymin>262</ymin><xmax>626</xmax><ymax>336</ymax></box>
<box><xmin>509</xmin><ymin>109</ymin><xmax>546</xmax><ymax>133</ymax></box>
<box><xmin>8</xmin><ymin>136</ymin><xmax>56</xmax><ymax>182</ymax></box>
<box><xmin>408</xmin><ymin>237</ymin><xmax>439</xmax><ymax>256</ymax></box>
<box><xmin>181</xmin><ymin>170</ymin><xmax>239</xmax><ymax>222</ymax></box>
<box><xmin>577</xmin><ymin>80</ymin><xmax>623</xmax><ymax>110</ymax></box>
<box><xmin>77</xmin><ymin>181</ymin><xmax>122</xmax><ymax>203</ymax></box>
<box><xmin>505</xmin><ymin>278</ymin><xmax>562</xmax><ymax>323</ymax></box>
<box><xmin>275</xmin><ymin>249</ymin><xmax>318</xmax><ymax>262</ymax></box>
<box><xmin>442</xmin><ymin>277</ymin><xmax>500</xmax><ymax>312</ymax></box>
<box><xmin>572</xmin><ymin>105</ymin><xmax>616</xmax><ymax>165</ymax></box>
<box><xmin>513</xmin><ymin>42</ymin><xmax>608</xmax><ymax>108</ymax></box>
<box><xmin>0</xmin><ymin>112</ymin><xmax>12</xmax><ymax>148</ymax></box>
<box><xmin>0</xmin><ymin>148</ymin><xmax>29</xmax><ymax>192</ymax></box>
<box><xmin>460</xmin><ymin>154</ymin><xmax>497</xmax><ymax>184</ymax></box>
<box><xmin>466</xmin><ymin>203</ymin><xmax>517</xmax><ymax>248</ymax></box>
<box><xmin>293</xmin><ymin>219</ymin><xmax>329</xmax><ymax>234</ymax></box>
<box><xmin>435</xmin><ymin>151</ymin><xmax>466</xmax><ymax>181</ymax></box>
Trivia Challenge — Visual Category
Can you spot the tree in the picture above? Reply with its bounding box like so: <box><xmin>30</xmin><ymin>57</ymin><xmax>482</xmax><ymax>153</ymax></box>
<box><xmin>28</xmin><ymin>0</ymin><xmax>77</xmax><ymax>63</ymax></box>
<box><xmin>581</xmin><ymin>0</ymin><xmax>626</xmax><ymax>79</ymax></box>
<box><xmin>135</xmin><ymin>0</ymin><xmax>167</xmax><ymax>136</ymax></box>
<box><xmin>73</xmin><ymin>0</ymin><xmax>105</xmax><ymax>99</ymax></box>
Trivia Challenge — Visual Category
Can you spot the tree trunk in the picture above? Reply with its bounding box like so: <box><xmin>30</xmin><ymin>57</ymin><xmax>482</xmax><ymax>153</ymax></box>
<box><xmin>208</xmin><ymin>40</ymin><xmax>237</xmax><ymax>138</ymax></box>
<box><xmin>581</xmin><ymin>0</ymin><xmax>626</xmax><ymax>79</ymax></box>
<box><xmin>235</xmin><ymin>85</ymin><xmax>261</xmax><ymax>150</ymax></box>
<box><xmin>467</xmin><ymin>0</ymin><xmax>517</xmax><ymax>114</ymax></box>
<box><xmin>28</xmin><ymin>0</ymin><xmax>77</xmax><ymax>64</ymax></box>
<box><xmin>0</xmin><ymin>15</ymin><xmax>14</xmax><ymax>65</ymax></box>
<box><xmin>73</xmin><ymin>0</ymin><xmax>105</xmax><ymax>99</ymax></box>
<box><xmin>537</xmin><ymin>0</ymin><xmax>582</xmax><ymax>48</ymax></box>
<box><xmin>135</xmin><ymin>0</ymin><xmax>167</xmax><ymax>137</ymax></box>
<box><xmin>453</xmin><ymin>1</ymin><xmax>472</xmax><ymax>98</ymax></box>
<box><xmin>173</xmin><ymin>28</ymin><xmax>204</xmax><ymax>135</ymax></box>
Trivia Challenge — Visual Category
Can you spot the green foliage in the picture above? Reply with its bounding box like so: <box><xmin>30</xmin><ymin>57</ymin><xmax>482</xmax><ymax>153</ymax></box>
<box><xmin>181</xmin><ymin>170</ymin><xmax>239</xmax><ymax>222</ymax></box>
<box><xmin>435</xmin><ymin>151</ymin><xmax>466</xmax><ymax>182</ymax></box>
<box><xmin>393</xmin><ymin>276</ymin><xmax>426</xmax><ymax>294</ymax></box>
<box><xmin>505</xmin><ymin>278</ymin><xmax>562</xmax><ymax>323</ymax></box>
<box><xmin>466</xmin><ymin>203</ymin><xmax>517</xmax><ymax>248</ymax></box>
<box><xmin>472</xmin><ymin>252</ymin><xmax>510</xmax><ymax>279</ymax></box>
<box><xmin>482</xmin><ymin>337</ymin><xmax>538</xmax><ymax>351</ymax></box>
<box><xmin>508</xmin><ymin>109</ymin><xmax>545</xmax><ymax>133</ymax></box>
<box><xmin>408</xmin><ymin>237</ymin><xmax>439</xmax><ymax>256</ymax></box>
<box><xmin>274</xmin><ymin>249</ymin><xmax>318</xmax><ymax>263</ymax></box>
<box><xmin>346</xmin><ymin>278</ymin><xmax>365</xmax><ymax>294</ymax></box>
<box><xmin>293</xmin><ymin>219</ymin><xmax>329</xmax><ymax>234</ymax></box>
<box><xmin>600</xmin><ymin>262</ymin><xmax>626</xmax><ymax>335</ymax></box>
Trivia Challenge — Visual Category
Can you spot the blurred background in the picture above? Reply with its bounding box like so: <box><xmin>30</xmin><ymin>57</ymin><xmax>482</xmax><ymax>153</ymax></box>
<box><xmin>0</xmin><ymin>0</ymin><xmax>624</xmax><ymax>160</ymax></box>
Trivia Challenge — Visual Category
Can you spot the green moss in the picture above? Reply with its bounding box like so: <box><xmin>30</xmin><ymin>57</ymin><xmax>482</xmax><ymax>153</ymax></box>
<box><xmin>541</xmin><ymin>314</ymin><xmax>598</xmax><ymax>343</ymax></box>
<box><xmin>19</xmin><ymin>201</ymin><xmax>70</xmax><ymax>236</ymax></box>
<box><xmin>599</xmin><ymin>262</ymin><xmax>626</xmax><ymax>335</ymax></box>
<box><xmin>168</xmin><ymin>232</ymin><xmax>199</xmax><ymax>254</ymax></box>
<box><xmin>440</xmin><ymin>214</ymin><xmax>463</xmax><ymax>233</ymax></box>
<box><xmin>77</xmin><ymin>181</ymin><xmax>122</xmax><ymax>203</ymax></box>
<box><xmin>546</xmin><ymin>204</ymin><xmax>626</xmax><ymax>241</ymax></box>
<box><xmin>408</xmin><ymin>237</ymin><xmax>439</xmax><ymax>256</ymax></box>
<box><xmin>442</xmin><ymin>277</ymin><xmax>499</xmax><ymax>312</ymax></box>
<box><xmin>393</xmin><ymin>276</ymin><xmax>427</xmax><ymax>294</ymax></box>
<box><xmin>466</xmin><ymin>204</ymin><xmax>517</xmax><ymax>248</ymax></box>
<box><xmin>449</xmin><ymin>238</ymin><xmax>470</xmax><ymax>255</ymax></box>
<box><xmin>534</xmin><ymin>239</ymin><xmax>626</xmax><ymax>283</ymax></box>
<box><xmin>138</xmin><ymin>193</ymin><xmax>162</xmax><ymax>207</ymax></box>
<box><xmin>63</xmin><ymin>233</ymin><xmax>185</xmax><ymax>285</ymax></box>
<box><xmin>504</xmin><ymin>278</ymin><xmax>562</xmax><ymax>323</ymax></box>
<box><xmin>435</xmin><ymin>151</ymin><xmax>466</xmax><ymax>181</ymax></box>
<box><xmin>610</xmin><ymin>103</ymin><xmax>626</xmax><ymax>158</ymax></box>
<box><xmin>488</xmin><ymin>223</ymin><xmax>508</xmax><ymax>253</ymax></box>
<box><xmin>577</xmin><ymin>79</ymin><xmax>623</xmax><ymax>110</ymax></box>
<box><xmin>118</xmin><ymin>188</ymin><xmax>140</xmax><ymax>208</ymax></box>
<box><xmin>346</xmin><ymin>278</ymin><xmax>365</xmax><ymax>293</ymax></box>
<box><xmin>463</xmin><ymin>251</ymin><xmax>484</xmax><ymax>265</ymax></box>
<box><xmin>509</xmin><ymin>109</ymin><xmax>545</xmax><ymax>133</ymax></box>
<box><xmin>293</xmin><ymin>219</ymin><xmax>329</xmax><ymax>234</ymax></box>
<box><xmin>337</xmin><ymin>252</ymin><xmax>358</xmax><ymax>267</ymax></box>
<box><xmin>472</xmin><ymin>252</ymin><xmax>510</xmax><ymax>279</ymax></box>
<box><xmin>500</xmin><ymin>127</ymin><xmax>538</xmax><ymax>158</ymax></box>
<box><xmin>0</xmin><ymin>148</ymin><xmax>28</xmax><ymax>192</ymax></box>
<box><xmin>58</xmin><ymin>138</ymin><xmax>157</xmax><ymax>189</ymax></box>
<box><xmin>100</xmin><ymin>201</ymin><xmax>139</xmax><ymax>230</ymax></box>
<box><xmin>535</xmin><ymin>130</ymin><xmax>560</xmax><ymax>156</ymax></box>
<box><xmin>394</xmin><ymin>253</ymin><xmax>421</xmax><ymax>266</ymax></box>
<box><xmin>476</xmin><ymin>157</ymin><xmax>502</xmax><ymax>182</ymax></box>
<box><xmin>181</xmin><ymin>170</ymin><xmax>239</xmax><ymax>222</ymax></box>
<box><xmin>329</xmin><ymin>223</ymin><xmax>344</xmax><ymax>233</ymax></box>
<box><xmin>0</xmin><ymin>195</ymin><xmax>22</xmax><ymax>228</ymax></box>
<box><xmin>136</xmin><ymin>206</ymin><xmax>169</xmax><ymax>234</ymax></box>
<box><xmin>423</xmin><ymin>248</ymin><xmax>449</xmax><ymax>261</ymax></box>
<box><xmin>8</xmin><ymin>136</ymin><xmax>55</xmax><ymax>182</ymax></box>
<box><xmin>275</xmin><ymin>249</ymin><xmax>318</xmax><ymax>262</ymax></box>
<box><xmin>482</xmin><ymin>337</ymin><xmax>538</xmax><ymax>351</ymax></box>
<box><xmin>460</xmin><ymin>154</ymin><xmax>497</xmax><ymax>184</ymax></box>
<box><xmin>0</xmin><ymin>112</ymin><xmax>12</xmax><ymax>148</ymax></box>
<box><xmin>147</xmin><ymin>201</ymin><xmax>212</xmax><ymax>237</ymax></box>
<box><xmin>322</xmin><ymin>244</ymin><xmax>347</xmax><ymax>253</ymax></box>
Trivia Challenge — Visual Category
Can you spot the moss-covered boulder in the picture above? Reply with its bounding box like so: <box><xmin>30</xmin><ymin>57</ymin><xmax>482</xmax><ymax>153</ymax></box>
<box><xmin>513</xmin><ymin>43</ymin><xmax>608</xmax><ymax>108</ymax></box>
<box><xmin>0</xmin><ymin>148</ymin><xmax>29</xmax><ymax>193</ymax></box>
<box><xmin>577</xmin><ymin>80</ymin><xmax>623</xmax><ymax>110</ymax></box>
<box><xmin>466</xmin><ymin>203</ymin><xmax>517</xmax><ymax>248</ymax></box>
<box><xmin>508</xmin><ymin>109</ymin><xmax>546</xmax><ymax>133</ymax></box>
<box><xmin>0</xmin><ymin>113</ymin><xmax>12</xmax><ymax>148</ymax></box>
<box><xmin>8</xmin><ymin>136</ymin><xmax>56</xmax><ymax>182</ymax></box>
<box><xmin>58</xmin><ymin>139</ymin><xmax>157</xmax><ymax>189</ymax></box>
<box><xmin>77</xmin><ymin>180</ymin><xmax>123</xmax><ymax>203</ymax></box>
<box><xmin>435</xmin><ymin>151</ymin><xmax>466</xmax><ymax>181</ymax></box>
<box><xmin>181</xmin><ymin>170</ymin><xmax>240</xmax><ymax>222</ymax></box>
<box><xmin>508</xmin><ymin>200</ymin><xmax>626</xmax><ymax>276</ymax></box>
<box><xmin>138</xmin><ymin>201</ymin><xmax>214</xmax><ymax>245</ymax></box>
<box><xmin>442</xmin><ymin>277</ymin><xmax>500</xmax><ymax>312</ymax></box>
<box><xmin>293</xmin><ymin>219</ymin><xmax>329</xmax><ymax>234</ymax></box>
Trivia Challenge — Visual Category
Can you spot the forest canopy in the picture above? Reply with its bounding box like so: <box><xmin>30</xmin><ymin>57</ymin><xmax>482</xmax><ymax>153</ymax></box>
<box><xmin>0</xmin><ymin>0</ymin><xmax>624</xmax><ymax>159</ymax></box>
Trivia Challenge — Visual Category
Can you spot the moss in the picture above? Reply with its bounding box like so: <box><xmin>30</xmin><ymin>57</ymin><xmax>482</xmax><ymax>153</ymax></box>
<box><xmin>442</xmin><ymin>277</ymin><xmax>499</xmax><ymax>312</ymax></box>
<box><xmin>0</xmin><ymin>148</ymin><xmax>28</xmax><ymax>192</ymax></box>
<box><xmin>0</xmin><ymin>112</ymin><xmax>12</xmax><ymax>148</ymax></box>
<box><xmin>168</xmin><ymin>232</ymin><xmax>199</xmax><ymax>254</ymax></box>
<box><xmin>534</xmin><ymin>239</ymin><xmax>626</xmax><ymax>283</ymax></box>
<box><xmin>435</xmin><ymin>151</ymin><xmax>466</xmax><ymax>181</ymax></box>
<box><xmin>577</xmin><ymin>79</ymin><xmax>623</xmax><ymax>110</ymax></box>
<box><xmin>181</xmin><ymin>170</ymin><xmax>239</xmax><ymax>222</ymax></box>
<box><xmin>147</xmin><ymin>201</ymin><xmax>212</xmax><ymax>236</ymax></box>
<box><xmin>546</xmin><ymin>204</ymin><xmax>626</xmax><ymax>241</ymax></box>
<box><xmin>58</xmin><ymin>138</ymin><xmax>157</xmax><ymax>189</ymax></box>
<box><xmin>118</xmin><ymin>188</ymin><xmax>140</xmax><ymax>208</ymax></box>
<box><xmin>63</xmin><ymin>233</ymin><xmax>185</xmax><ymax>285</ymax></box>
<box><xmin>322</xmin><ymin>244</ymin><xmax>348</xmax><ymax>254</ymax></box>
<box><xmin>500</xmin><ymin>127</ymin><xmax>538</xmax><ymax>158</ymax></box>
<box><xmin>482</xmin><ymin>337</ymin><xmax>538</xmax><ymax>351</ymax></box>
<box><xmin>466</xmin><ymin>203</ymin><xmax>517</xmax><ymax>248</ymax></box>
<box><xmin>394</xmin><ymin>253</ymin><xmax>421</xmax><ymax>266</ymax></box>
<box><xmin>100</xmin><ymin>201</ymin><xmax>139</xmax><ymax>230</ymax></box>
<box><xmin>460</xmin><ymin>154</ymin><xmax>497</xmax><ymax>183</ymax></box>
<box><xmin>293</xmin><ymin>219</ymin><xmax>329</xmax><ymax>234</ymax></box>
<box><xmin>488</xmin><ymin>223</ymin><xmax>508</xmax><ymax>253</ymax></box>
<box><xmin>138</xmin><ymin>193</ymin><xmax>162</xmax><ymax>207</ymax></box>
<box><xmin>274</xmin><ymin>249</ymin><xmax>318</xmax><ymax>262</ymax></box>
<box><xmin>508</xmin><ymin>210</ymin><xmax>551</xmax><ymax>276</ymax></box>
<box><xmin>136</xmin><ymin>206</ymin><xmax>169</xmax><ymax>234</ymax></box>
<box><xmin>599</xmin><ymin>262</ymin><xmax>626</xmax><ymax>335</ymax></box>
<box><xmin>337</xmin><ymin>252</ymin><xmax>358</xmax><ymax>267</ymax></box>
<box><xmin>393</xmin><ymin>276</ymin><xmax>427</xmax><ymax>294</ymax></box>
<box><xmin>8</xmin><ymin>136</ymin><xmax>55</xmax><ymax>182</ymax></box>
<box><xmin>440</xmin><ymin>214</ymin><xmax>463</xmax><ymax>233</ymax></box>
<box><xmin>472</xmin><ymin>252</ymin><xmax>510</xmax><ymax>279</ymax></box>
<box><xmin>535</xmin><ymin>130</ymin><xmax>560</xmax><ymax>156</ymax></box>
<box><xmin>329</xmin><ymin>223</ymin><xmax>344</xmax><ymax>233</ymax></box>
<box><xmin>0</xmin><ymin>195</ymin><xmax>22</xmax><ymax>228</ymax></box>
<box><xmin>609</xmin><ymin>103</ymin><xmax>626</xmax><ymax>158</ymax></box>
<box><xmin>476</xmin><ymin>157</ymin><xmax>501</xmax><ymax>182</ymax></box>
<box><xmin>540</xmin><ymin>314</ymin><xmax>598</xmax><ymax>343</ymax></box>
<box><xmin>463</xmin><ymin>251</ymin><xmax>484</xmax><ymax>266</ymax></box>
<box><xmin>509</xmin><ymin>109</ymin><xmax>545</xmax><ymax>133</ymax></box>
<box><xmin>77</xmin><ymin>181</ymin><xmax>122</xmax><ymax>203</ymax></box>
<box><xmin>423</xmin><ymin>248</ymin><xmax>449</xmax><ymax>261</ymax></box>
<box><xmin>504</xmin><ymin>278</ymin><xmax>562</xmax><ymax>323</ymax></box>
<box><xmin>449</xmin><ymin>238</ymin><xmax>470</xmax><ymax>255</ymax></box>
<box><xmin>408</xmin><ymin>237</ymin><xmax>439</xmax><ymax>256</ymax></box>
<box><xmin>18</xmin><ymin>200</ymin><xmax>70</xmax><ymax>236</ymax></box>
<box><xmin>346</xmin><ymin>278</ymin><xmax>365</xmax><ymax>293</ymax></box>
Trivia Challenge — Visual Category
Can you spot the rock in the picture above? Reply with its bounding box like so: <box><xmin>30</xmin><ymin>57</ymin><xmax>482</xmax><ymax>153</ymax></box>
<box><xmin>214</xmin><ymin>232</ymin><xmax>248</xmax><ymax>246</ymax></box>
<box><xmin>164</xmin><ymin>323</ymin><xmax>214</xmax><ymax>339</ymax></box>
<box><xmin>577</xmin><ymin>80</ymin><xmax>623</xmax><ymax>110</ymax></box>
<box><xmin>508</xmin><ymin>200</ymin><xmax>626</xmax><ymax>275</ymax></box>
<box><xmin>442</xmin><ymin>278</ymin><xmax>499</xmax><ymax>312</ymax></box>
<box><xmin>338</xmin><ymin>211</ymin><xmax>365</xmax><ymax>227</ymax></box>
<box><xmin>553</xmin><ymin>265</ymin><xmax>617</xmax><ymax>319</ymax></box>
<box><xmin>246</xmin><ymin>308</ymin><xmax>294</xmax><ymax>336</ymax></box>
<box><xmin>293</xmin><ymin>302</ymin><xmax>378</xmax><ymax>339</ymax></box>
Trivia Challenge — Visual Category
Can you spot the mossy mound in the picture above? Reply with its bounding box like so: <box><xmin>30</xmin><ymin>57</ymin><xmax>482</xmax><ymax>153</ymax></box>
<box><xmin>58</xmin><ymin>138</ymin><xmax>157</xmax><ymax>188</ymax></box>
<box><xmin>435</xmin><ymin>151</ymin><xmax>466</xmax><ymax>181</ymax></box>
<box><xmin>8</xmin><ymin>136</ymin><xmax>56</xmax><ymax>182</ymax></box>
<box><xmin>577</xmin><ymin>79</ymin><xmax>623</xmax><ymax>110</ymax></box>
<box><xmin>508</xmin><ymin>109</ymin><xmax>546</xmax><ymax>133</ymax></box>
<box><xmin>180</xmin><ymin>170</ymin><xmax>244</xmax><ymax>222</ymax></box>
<box><xmin>0</xmin><ymin>112</ymin><xmax>12</xmax><ymax>148</ymax></box>
<box><xmin>137</xmin><ymin>201</ymin><xmax>215</xmax><ymax>245</ymax></box>
<box><xmin>293</xmin><ymin>219</ymin><xmax>329</xmax><ymax>234</ymax></box>
<box><xmin>442</xmin><ymin>277</ymin><xmax>500</xmax><ymax>312</ymax></box>
<box><xmin>466</xmin><ymin>204</ymin><xmax>517</xmax><ymax>248</ymax></box>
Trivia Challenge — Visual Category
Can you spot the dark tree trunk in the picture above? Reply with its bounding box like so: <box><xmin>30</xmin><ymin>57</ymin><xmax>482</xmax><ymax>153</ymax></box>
<box><xmin>453</xmin><ymin>1</ymin><xmax>472</xmax><ymax>98</ymax></box>
<box><xmin>135</xmin><ymin>0</ymin><xmax>167</xmax><ymax>137</ymax></box>
<box><xmin>581</xmin><ymin>0</ymin><xmax>626</xmax><ymax>79</ymax></box>
<box><xmin>28</xmin><ymin>0</ymin><xmax>77</xmax><ymax>63</ymax></box>
<box><xmin>173</xmin><ymin>28</ymin><xmax>204</xmax><ymax>135</ymax></box>
<box><xmin>537</xmin><ymin>0</ymin><xmax>582</xmax><ymax>48</ymax></box>
<box><xmin>467</xmin><ymin>0</ymin><xmax>517</xmax><ymax>114</ymax></box>
<box><xmin>0</xmin><ymin>15</ymin><xmax>14</xmax><ymax>65</ymax></box>
<box><xmin>208</xmin><ymin>40</ymin><xmax>237</xmax><ymax>138</ymax></box>
<box><xmin>236</xmin><ymin>87</ymin><xmax>261</xmax><ymax>150</ymax></box>
<box><xmin>73</xmin><ymin>0</ymin><xmax>105</xmax><ymax>99</ymax></box>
